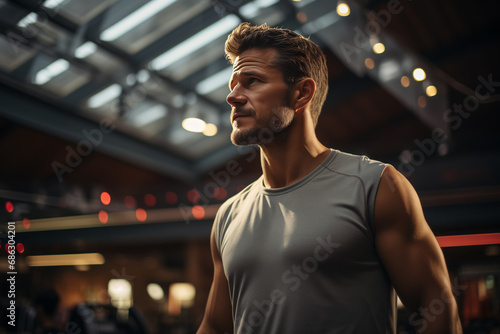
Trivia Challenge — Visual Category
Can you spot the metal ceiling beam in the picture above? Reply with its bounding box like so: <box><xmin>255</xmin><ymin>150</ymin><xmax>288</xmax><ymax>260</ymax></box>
<box><xmin>0</xmin><ymin>82</ymin><xmax>198</xmax><ymax>182</ymax></box>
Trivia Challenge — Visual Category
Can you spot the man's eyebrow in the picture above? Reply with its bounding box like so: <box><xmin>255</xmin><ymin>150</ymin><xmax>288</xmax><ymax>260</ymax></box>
<box><xmin>228</xmin><ymin>70</ymin><xmax>265</xmax><ymax>89</ymax></box>
<box><xmin>239</xmin><ymin>70</ymin><xmax>264</xmax><ymax>77</ymax></box>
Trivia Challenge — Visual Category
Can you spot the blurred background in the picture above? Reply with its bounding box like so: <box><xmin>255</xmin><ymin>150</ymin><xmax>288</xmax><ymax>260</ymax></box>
<box><xmin>0</xmin><ymin>0</ymin><xmax>499</xmax><ymax>333</ymax></box>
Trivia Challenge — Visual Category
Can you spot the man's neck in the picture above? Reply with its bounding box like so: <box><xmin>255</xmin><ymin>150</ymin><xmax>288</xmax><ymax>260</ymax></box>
<box><xmin>259</xmin><ymin>123</ymin><xmax>329</xmax><ymax>189</ymax></box>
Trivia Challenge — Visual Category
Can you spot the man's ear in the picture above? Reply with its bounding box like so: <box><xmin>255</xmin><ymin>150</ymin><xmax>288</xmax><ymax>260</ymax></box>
<box><xmin>293</xmin><ymin>78</ymin><xmax>315</xmax><ymax>112</ymax></box>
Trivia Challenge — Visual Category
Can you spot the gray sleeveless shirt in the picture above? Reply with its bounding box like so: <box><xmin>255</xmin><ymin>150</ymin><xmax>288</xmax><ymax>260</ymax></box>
<box><xmin>214</xmin><ymin>149</ymin><xmax>397</xmax><ymax>334</ymax></box>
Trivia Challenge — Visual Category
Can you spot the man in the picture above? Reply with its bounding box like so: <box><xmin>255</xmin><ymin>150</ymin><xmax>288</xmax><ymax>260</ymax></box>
<box><xmin>197</xmin><ymin>23</ymin><xmax>462</xmax><ymax>334</ymax></box>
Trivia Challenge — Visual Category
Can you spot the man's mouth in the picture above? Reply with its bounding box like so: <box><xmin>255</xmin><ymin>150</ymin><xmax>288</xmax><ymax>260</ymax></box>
<box><xmin>231</xmin><ymin>111</ymin><xmax>252</xmax><ymax>122</ymax></box>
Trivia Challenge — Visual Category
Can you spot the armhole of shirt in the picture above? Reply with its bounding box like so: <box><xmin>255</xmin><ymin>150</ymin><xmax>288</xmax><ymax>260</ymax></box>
<box><xmin>213</xmin><ymin>208</ymin><xmax>223</xmax><ymax>254</ymax></box>
<box><xmin>367</xmin><ymin>163</ymin><xmax>390</xmax><ymax>238</ymax></box>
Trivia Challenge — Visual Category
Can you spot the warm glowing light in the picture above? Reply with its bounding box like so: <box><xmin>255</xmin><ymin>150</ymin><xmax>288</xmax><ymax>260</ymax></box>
<box><xmin>436</xmin><ymin>233</ymin><xmax>500</xmax><ymax>247</ymax></box>
<box><xmin>417</xmin><ymin>96</ymin><xmax>427</xmax><ymax>108</ymax></box>
<box><xmin>108</xmin><ymin>279</ymin><xmax>132</xmax><ymax>309</ymax></box>
<box><xmin>203</xmin><ymin>123</ymin><xmax>218</xmax><ymax>136</ymax></box>
<box><xmin>336</xmin><ymin>2</ymin><xmax>350</xmax><ymax>16</ymax></box>
<box><xmin>364</xmin><ymin>58</ymin><xmax>375</xmax><ymax>70</ymax></box>
<box><xmin>147</xmin><ymin>283</ymin><xmax>165</xmax><ymax>301</ymax></box>
<box><xmin>99</xmin><ymin>210</ymin><xmax>108</xmax><ymax>224</ymax></box>
<box><xmin>182</xmin><ymin>117</ymin><xmax>206</xmax><ymax>133</ymax></box>
<box><xmin>17</xmin><ymin>243</ymin><xmax>24</xmax><ymax>254</ymax></box>
<box><xmin>144</xmin><ymin>194</ymin><xmax>156</xmax><ymax>207</ymax></box>
<box><xmin>5</xmin><ymin>244</ymin><xmax>13</xmax><ymax>253</ymax></box>
<box><xmin>101</xmin><ymin>192</ymin><xmax>111</xmax><ymax>205</ymax></box>
<box><xmin>5</xmin><ymin>201</ymin><xmax>13</xmax><ymax>213</ymax></box>
<box><xmin>372</xmin><ymin>42</ymin><xmax>385</xmax><ymax>54</ymax></box>
<box><xmin>214</xmin><ymin>187</ymin><xmax>227</xmax><ymax>201</ymax></box>
<box><xmin>400</xmin><ymin>76</ymin><xmax>410</xmax><ymax>87</ymax></box>
<box><xmin>23</xmin><ymin>218</ymin><xmax>30</xmax><ymax>229</ymax></box>
<box><xmin>187</xmin><ymin>190</ymin><xmax>200</xmax><ymax>203</ymax></box>
<box><xmin>124</xmin><ymin>196</ymin><xmax>136</xmax><ymax>209</ymax></box>
<box><xmin>26</xmin><ymin>253</ymin><xmax>105</xmax><ymax>267</ymax></box>
<box><xmin>170</xmin><ymin>283</ymin><xmax>196</xmax><ymax>305</ymax></box>
<box><xmin>165</xmin><ymin>192</ymin><xmax>178</xmax><ymax>205</ymax></box>
<box><xmin>136</xmin><ymin>208</ymin><xmax>147</xmax><ymax>222</ymax></box>
<box><xmin>413</xmin><ymin>68</ymin><xmax>426</xmax><ymax>81</ymax></box>
<box><xmin>192</xmin><ymin>205</ymin><xmax>205</xmax><ymax>220</ymax></box>
<box><xmin>426</xmin><ymin>85</ymin><xmax>437</xmax><ymax>97</ymax></box>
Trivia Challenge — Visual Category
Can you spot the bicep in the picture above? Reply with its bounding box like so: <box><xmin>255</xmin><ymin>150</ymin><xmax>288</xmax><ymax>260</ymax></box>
<box><xmin>374</xmin><ymin>166</ymin><xmax>452</xmax><ymax>312</ymax></box>
<box><xmin>198</xmin><ymin>227</ymin><xmax>233</xmax><ymax>334</ymax></box>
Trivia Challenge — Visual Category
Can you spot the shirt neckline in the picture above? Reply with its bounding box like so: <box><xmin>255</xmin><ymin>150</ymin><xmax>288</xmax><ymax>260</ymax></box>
<box><xmin>257</xmin><ymin>149</ymin><xmax>338</xmax><ymax>196</ymax></box>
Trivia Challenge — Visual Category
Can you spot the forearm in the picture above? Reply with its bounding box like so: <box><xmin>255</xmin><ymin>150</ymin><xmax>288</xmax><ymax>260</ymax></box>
<box><xmin>408</xmin><ymin>296</ymin><xmax>462</xmax><ymax>334</ymax></box>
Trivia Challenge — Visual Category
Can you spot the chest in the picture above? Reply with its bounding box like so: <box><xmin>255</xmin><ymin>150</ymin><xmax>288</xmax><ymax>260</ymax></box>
<box><xmin>219</xmin><ymin>188</ymin><xmax>376</xmax><ymax>283</ymax></box>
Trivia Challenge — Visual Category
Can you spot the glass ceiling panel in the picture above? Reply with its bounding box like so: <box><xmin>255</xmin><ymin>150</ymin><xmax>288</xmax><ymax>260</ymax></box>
<box><xmin>37</xmin><ymin>64</ymin><xmax>91</xmax><ymax>97</ymax></box>
<box><xmin>101</xmin><ymin>0</ymin><xmax>211</xmax><ymax>54</ymax></box>
<box><xmin>44</xmin><ymin>0</ymin><xmax>118</xmax><ymax>25</ymax></box>
<box><xmin>0</xmin><ymin>35</ymin><xmax>36</xmax><ymax>73</ymax></box>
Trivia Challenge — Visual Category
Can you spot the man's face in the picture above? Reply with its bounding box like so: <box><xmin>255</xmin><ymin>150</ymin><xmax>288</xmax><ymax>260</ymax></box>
<box><xmin>227</xmin><ymin>48</ymin><xmax>294</xmax><ymax>146</ymax></box>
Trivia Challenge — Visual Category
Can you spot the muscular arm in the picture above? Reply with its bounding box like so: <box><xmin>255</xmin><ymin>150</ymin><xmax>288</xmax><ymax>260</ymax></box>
<box><xmin>374</xmin><ymin>166</ymin><xmax>462</xmax><ymax>334</ymax></box>
<box><xmin>197</xmin><ymin>225</ymin><xmax>233</xmax><ymax>334</ymax></box>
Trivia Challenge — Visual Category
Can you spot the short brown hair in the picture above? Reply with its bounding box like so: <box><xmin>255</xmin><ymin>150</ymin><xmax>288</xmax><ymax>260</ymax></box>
<box><xmin>225</xmin><ymin>22</ymin><xmax>328</xmax><ymax>126</ymax></box>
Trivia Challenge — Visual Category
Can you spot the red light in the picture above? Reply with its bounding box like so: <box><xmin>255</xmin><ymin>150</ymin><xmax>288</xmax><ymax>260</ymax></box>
<box><xmin>136</xmin><ymin>208</ymin><xmax>147</xmax><ymax>222</ymax></box>
<box><xmin>5</xmin><ymin>243</ymin><xmax>14</xmax><ymax>254</ymax></box>
<box><xmin>5</xmin><ymin>201</ymin><xmax>13</xmax><ymax>213</ymax></box>
<box><xmin>124</xmin><ymin>196</ymin><xmax>136</xmax><ymax>209</ymax></box>
<box><xmin>98</xmin><ymin>210</ymin><xmax>108</xmax><ymax>224</ymax></box>
<box><xmin>165</xmin><ymin>192</ymin><xmax>177</xmax><ymax>205</ymax></box>
<box><xmin>192</xmin><ymin>205</ymin><xmax>205</xmax><ymax>220</ymax></box>
<box><xmin>436</xmin><ymin>233</ymin><xmax>500</xmax><ymax>247</ymax></box>
<box><xmin>17</xmin><ymin>243</ymin><xmax>24</xmax><ymax>254</ymax></box>
<box><xmin>187</xmin><ymin>190</ymin><xmax>200</xmax><ymax>203</ymax></box>
<box><xmin>214</xmin><ymin>187</ymin><xmax>227</xmax><ymax>201</ymax></box>
<box><xmin>23</xmin><ymin>218</ymin><xmax>30</xmax><ymax>230</ymax></box>
<box><xmin>100</xmin><ymin>192</ymin><xmax>111</xmax><ymax>205</ymax></box>
<box><xmin>144</xmin><ymin>194</ymin><xmax>156</xmax><ymax>207</ymax></box>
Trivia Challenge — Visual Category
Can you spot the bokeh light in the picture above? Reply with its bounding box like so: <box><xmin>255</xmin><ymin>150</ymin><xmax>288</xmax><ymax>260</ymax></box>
<box><xmin>144</xmin><ymin>194</ymin><xmax>156</xmax><ymax>207</ymax></box>
<box><xmin>364</xmin><ymin>58</ymin><xmax>375</xmax><ymax>70</ymax></box>
<box><xmin>417</xmin><ymin>96</ymin><xmax>427</xmax><ymax>108</ymax></box>
<box><xmin>372</xmin><ymin>42</ymin><xmax>385</xmax><ymax>54</ymax></box>
<box><xmin>400</xmin><ymin>76</ymin><xmax>410</xmax><ymax>87</ymax></box>
<box><xmin>101</xmin><ymin>192</ymin><xmax>111</xmax><ymax>205</ymax></box>
<box><xmin>5</xmin><ymin>201</ymin><xmax>13</xmax><ymax>213</ymax></box>
<box><xmin>23</xmin><ymin>218</ymin><xmax>30</xmax><ymax>230</ymax></box>
<box><xmin>192</xmin><ymin>206</ymin><xmax>205</xmax><ymax>220</ymax></box>
<box><xmin>165</xmin><ymin>192</ymin><xmax>178</xmax><ymax>205</ymax></box>
<box><xmin>426</xmin><ymin>85</ymin><xmax>437</xmax><ymax>97</ymax></box>
<box><xmin>187</xmin><ymin>190</ymin><xmax>200</xmax><ymax>203</ymax></box>
<box><xmin>124</xmin><ymin>196</ymin><xmax>136</xmax><ymax>209</ymax></box>
<box><xmin>99</xmin><ymin>210</ymin><xmax>108</xmax><ymax>224</ymax></box>
<box><xmin>214</xmin><ymin>187</ymin><xmax>227</xmax><ymax>201</ymax></box>
<box><xmin>413</xmin><ymin>68</ymin><xmax>426</xmax><ymax>81</ymax></box>
<box><xmin>336</xmin><ymin>2</ymin><xmax>350</xmax><ymax>16</ymax></box>
<box><xmin>136</xmin><ymin>208</ymin><xmax>147</xmax><ymax>222</ymax></box>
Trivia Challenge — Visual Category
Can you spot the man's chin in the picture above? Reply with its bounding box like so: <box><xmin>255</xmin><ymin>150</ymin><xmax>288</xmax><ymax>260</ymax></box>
<box><xmin>230</xmin><ymin>128</ymin><xmax>260</xmax><ymax>146</ymax></box>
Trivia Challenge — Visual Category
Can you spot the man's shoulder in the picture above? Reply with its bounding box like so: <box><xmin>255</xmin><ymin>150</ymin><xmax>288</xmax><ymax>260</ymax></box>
<box><xmin>326</xmin><ymin>149</ymin><xmax>389</xmax><ymax>177</ymax></box>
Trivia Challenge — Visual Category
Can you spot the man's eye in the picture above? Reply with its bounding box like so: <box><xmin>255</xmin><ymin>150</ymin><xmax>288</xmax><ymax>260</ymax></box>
<box><xmin>248</xmin><ymin>78</ymin><xmax>258</xmax><ymax>84</ymax></box>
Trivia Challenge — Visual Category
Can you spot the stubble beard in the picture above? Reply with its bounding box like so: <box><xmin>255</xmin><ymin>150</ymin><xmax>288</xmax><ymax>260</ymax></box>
<box><xmin>230</xmin><ymin>105</ymin><xmax>295</xmax><ymax>146</ymax></box>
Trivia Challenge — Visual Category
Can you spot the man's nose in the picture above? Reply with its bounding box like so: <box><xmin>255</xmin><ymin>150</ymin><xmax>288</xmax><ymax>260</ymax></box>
<box><xmin>226</xmin><ymin>87</ymin><xmax>247</xmax><ymax>107</ymax></box>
